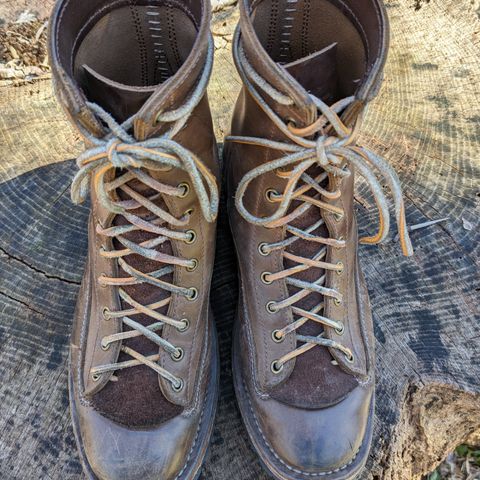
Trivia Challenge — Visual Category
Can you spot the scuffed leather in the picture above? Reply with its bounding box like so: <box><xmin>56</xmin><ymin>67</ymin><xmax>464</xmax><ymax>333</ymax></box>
<box><xmin>49</xmin><ymin>0</ymin><xmax>219</xmax><ymax>477</ymax></box>
<box><xmin>228</xmin><ymin>0</ymin><xmax>388</xmax><ymax>476</ymax></box>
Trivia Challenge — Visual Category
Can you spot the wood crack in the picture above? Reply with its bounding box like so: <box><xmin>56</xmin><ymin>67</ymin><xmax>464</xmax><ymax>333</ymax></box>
<box><xmin>0</xmin><ymin>289</ymin><xmax>45</xmax><ymax>317</ymax></box>
<box><xmin>0</xmin><ymin>246</ymin><xmax>80</xmax><ymax>285</ymax></box>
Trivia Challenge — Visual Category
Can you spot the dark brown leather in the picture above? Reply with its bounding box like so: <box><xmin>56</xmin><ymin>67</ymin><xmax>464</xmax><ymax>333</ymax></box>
<box><xmin>227</xmin><ymin>0</ymin><xmax>388</xmax><ymax>478</ymax></box>
<box><xmin>49</xmin><ymin>1</ymin><xmax>218</xmax><ymax>478</ymax></box>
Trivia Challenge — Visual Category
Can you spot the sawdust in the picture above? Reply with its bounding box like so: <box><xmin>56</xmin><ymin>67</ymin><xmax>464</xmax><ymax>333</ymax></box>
<box><xmin>0</xmin><ymin>17</ymin><xmax>50</xmax><ymax>83</ymax></box>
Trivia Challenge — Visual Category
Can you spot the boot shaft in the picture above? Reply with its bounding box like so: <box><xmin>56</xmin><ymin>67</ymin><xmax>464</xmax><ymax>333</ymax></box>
<box><xmin>49</xmin><ymin>0</ymin><xmax>214</xmax><ymax>141</ymax></box>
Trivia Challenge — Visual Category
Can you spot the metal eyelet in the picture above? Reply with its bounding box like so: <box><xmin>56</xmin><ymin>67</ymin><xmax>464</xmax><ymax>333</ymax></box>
<box><xmin>271</xmin><ymin>360</ymin><xmax>284</xmax><ymax>374</ymax></box>
<box><xmin>335</xmin><ymin>236</ymin><xmax>345</xmax><ymax>249</ymax></box>
<box><xmin>101</xmin><ymin>340</ymin><xmax>110</xmax><ymax>351</ymax></box>
<box><xmin>287</xmin><ymin>118</ymin><xmax>298</xmax><ymax>130</ymax></box>
<box><xmin>178</xmin><ymin>182</ymin><xmax>190</xmax><ymax>198</ymax></box>
<box><xmin>334</xmin><ymin>213</ymin><xmax>344</xmax><ymax>223</ymax></box>
<box><xmin>258</xmin><ymin>243</ymin><xmax>270</xmax><ymax>256</ymax></box>
<box><xmin>172</xmin><ymin>378</ymin><xmax>184</xmax><ymax>392</ymax></box>
<box><xmin>171</xmin><ymin>347</ymin><xmax>184</xmax><ymax>362</ymax></box>
<box><xmin>271</xmin><ymin>329</ymin><xmax>285</xmax><ymax>343</ymax></box>
<box><xmin>187</xmin><ymin>258</ymin><xmax>198</xmax><ymax>272</ymax></box>
<box><xmin>187</xmin><ymin>288</ymin><xmax>198</xmax><ymax>301</ymax></box>
<box><xmin>334</xmin><ymin>298</ymin><xmax>342</xmax><ymax>307</ymax></box>
<box><xmin>178</xmin><ymin>319</ymin><xmax>190</xmax><ymax>332</ymax></box>
<box><xmin>335</xmin><ymin>323</ymin><xmax>345</xmax><ymax>336</ymax></box>
<box><xmin>261</xmin><ymin>272</ymin><xmax>273</xmax><ymax>284</ymax></box>
<box><xmin>345</xmin><ymin>353</ymin><xmax>355</xmax><ymax>364</ymax></box>
<box><xmin>98</xmin><ymin>273</ymin><xmax>108</xmax><ymax>288</ymax></box>
<box><xmin>184</xmin><ymin>208</ymin><xmax>195</xmax><ymax>217</ymax></box>
<box><xmin>266</xmin><ymin>301</ymin><xmax>278</xmax><ymax>314</ymax></box>
<box><xmin>91</xmin><ymin>373</ymin><xmax>101</xmax><ymax>382</ymax></box>
<box><xmin>102</xmin><ymin>307</ymin><xmax>110</xmax><ymax>320</ymax></box>
<box><xmin>336</xmin><ymin>262</ymin><xmax>344</xmax><ymax>275</ymax></box>
<box><xmin>185</xmin><ymin>230</ymin><xmax>197</xmax><ymax>244</ymax></box>
<box><xmin>265</xmin><ymin>189</ymin><xmax>278</xmax><ymax>203</ymax></box>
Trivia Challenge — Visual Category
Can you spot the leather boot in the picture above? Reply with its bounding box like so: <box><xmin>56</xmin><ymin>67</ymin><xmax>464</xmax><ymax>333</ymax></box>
<box><xmin>49</xmin><ymin>1</ymin><xmax>219</xmax><ymax>479</ymax></box>
<box><xmin>226</xmin><ymin>1</ymin><xmax>413</xmax><ymax>479</ymax></box>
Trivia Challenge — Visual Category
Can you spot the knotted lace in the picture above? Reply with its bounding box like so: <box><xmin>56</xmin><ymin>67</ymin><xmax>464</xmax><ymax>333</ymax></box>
<box><xmin>71</xmin><ymin>38</ymin><xmax>218</xmax><ymax>391</ymax></box>
<box><xmin>227</xmin><ymin>43</ymin><xmax>413</xmax><ymax>370</ymax></box>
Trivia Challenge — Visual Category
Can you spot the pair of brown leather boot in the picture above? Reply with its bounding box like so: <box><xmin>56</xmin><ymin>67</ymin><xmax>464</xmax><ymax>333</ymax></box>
<box><xmin>49</xmin><ymin>0</ymin><xmax>412</xmax><ymax>479</ymax></box>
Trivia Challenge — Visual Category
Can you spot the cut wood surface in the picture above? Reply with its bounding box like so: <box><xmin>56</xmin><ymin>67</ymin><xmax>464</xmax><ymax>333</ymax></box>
<box><xmin>0</xmin><ymin>1</ymin><xmax>479</xmax><ymax>479</ymax></box>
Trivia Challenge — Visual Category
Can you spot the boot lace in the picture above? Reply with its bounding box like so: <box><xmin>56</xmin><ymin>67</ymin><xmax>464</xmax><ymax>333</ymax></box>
<box><xmin>227</xmin><ymin>44</ymin><xmax>413</xmax><ymax>372</ymax></box>
<box><xmin>71</xmin><ymin>39</ymin><xmax>218</xmax><ymax>391</ymax></box>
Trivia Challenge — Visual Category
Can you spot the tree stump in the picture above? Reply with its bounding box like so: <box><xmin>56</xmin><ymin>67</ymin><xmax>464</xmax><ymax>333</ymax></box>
<box><xmin>0</xmin><ymin>1</ymin><xmax>479</xmax><ymax>479</ymax></box>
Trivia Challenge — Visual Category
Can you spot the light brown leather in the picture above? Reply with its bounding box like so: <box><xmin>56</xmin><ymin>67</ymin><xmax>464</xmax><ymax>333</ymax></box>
<box><xmin>49</xmin><ymin>0</ymin><xmax>218</xmax><ymax>478</ymax></box>
<box><xmin>227</xmin><ymin>0</ymin><xmax>389</xmax><ymax>478</ymax></box>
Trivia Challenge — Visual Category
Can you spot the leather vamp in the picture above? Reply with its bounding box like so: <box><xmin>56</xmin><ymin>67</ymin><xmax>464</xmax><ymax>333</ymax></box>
<box><xmin>92</xmin><ymin>176</ymin><xmax>183</xmax><ymax>427</ymax></box>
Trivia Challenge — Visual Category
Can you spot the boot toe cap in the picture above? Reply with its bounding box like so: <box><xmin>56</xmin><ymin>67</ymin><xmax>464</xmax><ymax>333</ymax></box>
<box><xmin>78</xmin><ymin>406</ymin><xmax>202</xmax><ymax>480</ymax></box>
<box><xmin>251</xmin><ymin>384</ymin><xmax>373</xmax><ymax>474</ymax></box>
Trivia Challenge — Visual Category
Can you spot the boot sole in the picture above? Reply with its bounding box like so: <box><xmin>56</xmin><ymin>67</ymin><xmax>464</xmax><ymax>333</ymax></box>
<box><xmin>69</xmin><ymin>321</ymin><xmax>219</xmax><ymax>480</ymax></box>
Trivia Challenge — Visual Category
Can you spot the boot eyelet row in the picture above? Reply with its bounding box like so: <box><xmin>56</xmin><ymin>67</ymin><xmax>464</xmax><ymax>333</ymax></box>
<box><xmin>336</xmin><ymin>262</ymin><xmax>344</xmax><ymax>275</ymax></box>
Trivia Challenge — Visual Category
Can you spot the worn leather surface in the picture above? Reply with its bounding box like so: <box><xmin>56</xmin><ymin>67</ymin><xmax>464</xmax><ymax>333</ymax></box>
<box><xmin>227</xmin><ymin>0</ymin><xmax>388</xmax><ymax>476</ymax></box>
<box><xmin>49</xmin><ymin>0</ymin><xmax>218</xmax><ymax>477</ymax></box>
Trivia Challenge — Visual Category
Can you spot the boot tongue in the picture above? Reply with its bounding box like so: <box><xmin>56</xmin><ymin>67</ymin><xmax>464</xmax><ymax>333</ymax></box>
<box><xmin>283</xmin><ymin>42</ymin><xmax>361</xmax><ymax>104</ymax></box>
<box><xmin>78</xmin><ymin>65</ymin><xmax>157</xmax><ymax>123</ymax></box>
